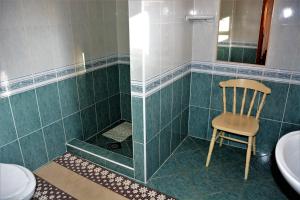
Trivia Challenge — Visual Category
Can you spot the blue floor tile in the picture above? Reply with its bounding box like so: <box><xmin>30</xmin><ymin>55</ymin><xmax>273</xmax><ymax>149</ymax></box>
<box><xmin>147</xmin><ymin>136</ymin><xmax>290</xmax><ymax>200</ymax></box>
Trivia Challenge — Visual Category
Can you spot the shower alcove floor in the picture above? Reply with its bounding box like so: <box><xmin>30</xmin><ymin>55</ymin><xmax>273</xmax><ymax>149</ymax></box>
<box><xmin>66</xmin><ymin>121</ymin><xmax>134</xmax><ymax>178</ymax></box>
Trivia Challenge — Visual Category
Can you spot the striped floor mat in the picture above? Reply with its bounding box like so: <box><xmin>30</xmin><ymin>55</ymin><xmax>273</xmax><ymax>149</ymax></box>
<box><xmin>32</xmin><ymin>175</ymin><xmax>75</xmax><ymax>200</ymax></box>
<box><xmin>34</xmin><ymin>152</ymin><xmax>176</xmax><ymax>200</ymax></box>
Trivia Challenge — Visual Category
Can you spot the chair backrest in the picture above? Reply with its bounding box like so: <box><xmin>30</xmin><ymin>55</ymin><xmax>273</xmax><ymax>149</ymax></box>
<box><xmin>219</xmin><ymin>79</ymin><xmax>271</xmax><ymax>119</ymax></box>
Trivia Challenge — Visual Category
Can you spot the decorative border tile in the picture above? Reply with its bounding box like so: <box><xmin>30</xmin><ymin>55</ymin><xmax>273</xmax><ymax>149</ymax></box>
<box><xmin>144</xmin><ymin>62</ymin><xmax>191</xmax><ymax>95</ymax></box>
<box><xmin>55</xmin><ymin>153</ymin><xmax>176</xmax><ymax>200</ymax></box>
<box><xmin>132</xmin><ymin>60</ymin><xmax>300</xmax><ymax>97</ymax></box>
<box><xmin>0</xmin><ymin>55</ymin><xmax>130</xmax><ymax>98</ymax></box>
<box><xmin>3</xmin><ymin>56</ymin><xmax>300</xmax><ymax>98</ymax></box>
<box><xmin>218</xmin><ymin>41</ymin><xmax>257</xmax><ymax>48</ymax></box>
<box><xmin>191</xmin><ymin>61</ymin><xmax>300</xmax><ymax>85</ymax></box>
<box><xmin>131</xmin><ymin>62</ymin><xmax>191</xmax><ymax>97</ymax></box>
<box><xmin>191</xmin><ymin>62</ymin><xmax>213</xmax><ymax>72</ymax></box>
<box><xmin>214</xmin><ymin>63</ymin><xmax>237</xmax><ymax>75</ymax></box>
<box><xmin>131</xmin><ymin>81</ymin><xmax>143</xmax><ymax>94</ymax></box>
<box><xmin>32</xmin><ymin>175</ymin><xmax>76</xmax><ymax>200</ymax></box>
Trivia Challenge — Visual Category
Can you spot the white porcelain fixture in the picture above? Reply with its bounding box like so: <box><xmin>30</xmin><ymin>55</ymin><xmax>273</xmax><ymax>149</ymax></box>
<box><xmin>275</xmin><ymin>131</ymin><xmax>300</xmax><ymax>194</ymax></box>
<box><xmin>0</xmin><ymin>164</ymin><xmax>36</xmax><ymax>200</ymax></box>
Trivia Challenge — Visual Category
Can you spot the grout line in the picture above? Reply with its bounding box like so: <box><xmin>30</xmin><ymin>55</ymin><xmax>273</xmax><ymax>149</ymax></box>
<box><xmin>158</xmin><ymin>85</ymin><xmax>162</xmax><ymax>167</ymax></box>
<box><xmin>34</xmin><ymin>88</ymin><xmax>50</xmax><ymax>161</ymax></box>
<box><xmin>7</xmin><ymin>96</ymin><xmax>25</xmax><ymax>166</ymax></box>
<box><xmin>143</xmin><ymin>94</ymin><xmax>147</xmax><ymax>183</ymax></box>
<box><xmin>105</xmin><ymin>67</ymin><xmax>113</xmax><ymax>128</ymax></box>
<box><xmin>56</xmin><ymin>80</ymin><xmax>68</xmax><ymax>152</ymax></box>
<box><xmin>0</xmin><ymin>138</ymin><xmax>19</xmax><ymax>149</ymax></box>
<box><xmin>187</xmin><ymin>72</ymin><xmax>192</xmax><ymax>136</ymax></box>
<box><xmin>179</xmin><ymin>73</ymin><xmax>184</xmax><ymax>142</ymax></box>
<box><xmin>117</xmin><ymin>64</ymin><xmax>123</xmax><ymax>120</ymax></box>
<box><xmin>205</xmin><ymin>73</ymin><xmax>214</xmax><ymax>139</ymax></box>
<box><xmin>142</xmin><ymin>41</ymin><xmax>147</xmax><ymax>183</ymax></box>
<box><xmin>148</xmin><ymin>137</ymin><xmax>188</xmax><ymax>181</ymax></box>
<box><xmin>92</xmin><ymin>71</ymin><xmax>99</xmax><ymax>133</ymax></box>
<box><xmin>278</xmin><ymin>81</ymin><xmax>292</xmax><ymax>139</ymax></box>
<box><xmin>75</xmin><ymin>75</ymin><xmax>85</xmax><ymax>140</ymax></box>
<box><xmin>169</xmin><ymin>75</ymin><xmax>174</xmax><ymax>167</ymax></box>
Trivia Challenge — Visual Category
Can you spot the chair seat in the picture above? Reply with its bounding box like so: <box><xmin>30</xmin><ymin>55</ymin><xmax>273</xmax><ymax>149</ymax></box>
<box><xmin>212</xmin><ymin>112</ymin><xmax>259</xmax><ymax>136</ymax></box>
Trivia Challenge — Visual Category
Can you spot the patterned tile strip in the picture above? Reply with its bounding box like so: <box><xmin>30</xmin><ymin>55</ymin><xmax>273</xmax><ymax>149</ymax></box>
<box><xmin>32</xmin><ymin>175</ymin><xmax>76</xmax><ymax>200</ymax></box>
<box><xmin>54</xmin><ymin>153</ymin><xmax>176</xmax><ymax>200</ymax></box>
<box><xmin>0</xmin><ymin>55</ymin><xmax>129</xmax><ymax>98</ymax></box>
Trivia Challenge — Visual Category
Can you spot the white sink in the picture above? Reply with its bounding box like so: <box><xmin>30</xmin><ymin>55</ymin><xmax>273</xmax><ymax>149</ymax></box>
<box><xmin>275</xmin><ymin>131</ymin><xmax>300</xmax><ymax>194</ymax></box>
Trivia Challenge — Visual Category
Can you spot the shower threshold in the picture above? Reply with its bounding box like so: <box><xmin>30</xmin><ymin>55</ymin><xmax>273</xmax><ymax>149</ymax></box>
<box><xmin>66</xmin><ymin>137</ymin><xmax>134</xmax><ymax>178</ymax></box>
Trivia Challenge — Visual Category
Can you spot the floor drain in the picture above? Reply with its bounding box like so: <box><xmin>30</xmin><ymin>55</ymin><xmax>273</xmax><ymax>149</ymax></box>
<box><xmin>107</xmin><ymin>142</ymin><xmax>121</xmax><ymax>150</ymax></box>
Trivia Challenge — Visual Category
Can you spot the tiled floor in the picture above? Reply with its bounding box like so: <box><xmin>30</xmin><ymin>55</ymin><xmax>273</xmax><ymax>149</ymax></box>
<box><xmin>147</xmin><ymin>137</ymin><xmax>298</xmax><ymax>200</ymax></box>
<box><xmin>86</xmin><ymin>122</ymin><xmax>133</xmax><ymax>158</ymax></box>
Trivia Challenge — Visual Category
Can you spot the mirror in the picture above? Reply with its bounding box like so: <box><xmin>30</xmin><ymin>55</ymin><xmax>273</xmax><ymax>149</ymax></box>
<box><xmin>216</xmin><ymin>0</ymin><xmax>274</xmax><ymax>65</ymax></box>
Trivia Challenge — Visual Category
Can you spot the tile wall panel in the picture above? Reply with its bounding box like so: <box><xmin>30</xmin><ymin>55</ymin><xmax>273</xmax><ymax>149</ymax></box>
<box><xmin>0</xmin><ymin>63</ymin><xmax>131</xmax><ymax>172</ymax></box>
<box><xmin>145</xmin><ymin>73</ymin><xmax>191</xmax><ymax>180</ymax></box>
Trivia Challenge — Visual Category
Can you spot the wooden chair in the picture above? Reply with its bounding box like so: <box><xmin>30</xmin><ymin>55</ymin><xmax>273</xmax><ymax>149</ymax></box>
<box><xmin>205</xmin><ymin>79</ymin><xmax>271</xmax><ymax>180</ymax></box>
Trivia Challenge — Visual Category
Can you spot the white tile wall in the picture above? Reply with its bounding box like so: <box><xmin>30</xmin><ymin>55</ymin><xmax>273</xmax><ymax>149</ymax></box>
<box><xmin>266</xmin><ymin>0</ymin><xmax>300</xmax><ymax>70</ymax></box>
<box><xmin>129</xmin><ymin>0</ymin><xmax>194</xmax><ymax>81</ymax></box>
<box><xmin>192</xmin><ymin>0</ymin><xmax>219</xmax><ymax>62</ymax></box>
<box><xmin>2</xmin><ymin>0</ymin><xmax>299</xmax><ymax>81</ymax></box>
<box><xmin>117</xmin><ymin>0</ymin><xmax>130</xmax><ymax>55</ymax></box>
<box><xmin>0</xmin><ymin>0</ymin><xmax>125</xmax><ymax>81</ymax></box>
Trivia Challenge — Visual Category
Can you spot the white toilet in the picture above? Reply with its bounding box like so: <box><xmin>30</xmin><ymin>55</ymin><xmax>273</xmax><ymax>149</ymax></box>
<box><xmin>0</xmin><ymin>164</ymin><xmax>36</xmax><ymax>200</ymax></box>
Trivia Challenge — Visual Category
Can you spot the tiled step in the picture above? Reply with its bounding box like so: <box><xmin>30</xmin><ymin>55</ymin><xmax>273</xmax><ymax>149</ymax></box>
<box><xmin>67</xmin><ymin>139</ymin><xmax>134</xmax><ymax>178</ymax></box>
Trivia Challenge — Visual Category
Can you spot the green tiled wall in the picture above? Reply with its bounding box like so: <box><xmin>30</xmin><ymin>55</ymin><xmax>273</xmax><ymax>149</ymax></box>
<box><xmin>189</xmin><ymin>72</ymin><xmax>300</xmax><ymax>155</ymax></box>
<box><xmin>0</xmin><ymin>64</ymin><xmax>131</xmax><ymax>171</ymax></box>
<box><xmin>145</xmin><ymin>73</ymin><xmax>191</xmax><ymax>180</ymax></box>
<box><xmin>131</xmin><ymin>96</ymin><xmax>145</xmax><ymax>182</ymax></box>
<box><xmin>217</xmin><ymin>46</ymin><xmax>257</xmax><ymax>64</ymax></box>
<box><xmin>119</xmin><ymin>64</ymin><xmax>132</xmax><ymax>122</ymax></box>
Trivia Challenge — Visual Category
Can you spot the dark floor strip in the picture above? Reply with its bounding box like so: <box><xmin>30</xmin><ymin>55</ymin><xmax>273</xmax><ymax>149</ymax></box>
<box><xmin>54</xmin><ymin>152</ymin><xmax>176</xmax><ymax>200</ymax></box>
<box><xmin>32</xmin><ymin>175</ymin><xmax>76</xmax><ymax>200</ymax></box>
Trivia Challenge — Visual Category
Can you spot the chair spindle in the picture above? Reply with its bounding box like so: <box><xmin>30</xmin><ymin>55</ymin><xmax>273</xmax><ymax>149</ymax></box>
<box><xmin>233</xmin><ymin>86</ymin><xmax>236</xmax><ymax>114</ymax></box>
<box><xmin>256</xmin><ymin>93</ymin><xmax>267</xmax><ymax>119</ymax></box>
<box><xmin>247</xmin><ymin>90</ymin><xmax>257</xmax><ymax>116</ymax></box>
<box><xmin>240</xmin><ymin>88</ymin><xmax>247</xmax><ymax>115</ymax></box>
<box><xmin>223</xmin><ymin>87</ymin><xmax>226</xmax><ymax>113</ymax></box>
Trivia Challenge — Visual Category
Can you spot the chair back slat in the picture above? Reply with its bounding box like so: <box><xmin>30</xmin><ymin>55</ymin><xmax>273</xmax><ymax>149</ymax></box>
<box><xmin>233</xmin><ymin>86</ymin><xmax>236</xmax><ymax>114</ymax></box>
<box><xmin>220</xmin><ymin>79</ymin><xmax>271</xmax><ymax>94</ymax></box>
<box><xmin>240</xmin><ymin>88</ymin><xmax>247</xmax><ymax>115</ymax></box>
<box><xmin>256</xmin><ymin>93</ymin><xmax>267</xmax><ymax>119</ymax></box>
<box><xmin>247</xmin><ymin>90</ymin><xmax>257</xmax><ymax>116</ymax></box>
<box><xmin>219</xmin><ymin>79</ymin><xmax>271</xmax><ymax>118</ymax></box>
<box><xmin>223</xmin><ymin>87</ymin><xmax>226</xmax><ymax>113</ymax></box>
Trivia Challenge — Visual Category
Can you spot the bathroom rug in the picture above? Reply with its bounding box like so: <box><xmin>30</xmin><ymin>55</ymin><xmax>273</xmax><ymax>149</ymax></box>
<box><xmin>32</xmin><ymin>175</ymin><xmax>76</xmax><ymax>200</ymax></box>
<box><xmin>53</xmin><ymin>152</ymin><xmax>176</xmax><ymax>200</ymax></box>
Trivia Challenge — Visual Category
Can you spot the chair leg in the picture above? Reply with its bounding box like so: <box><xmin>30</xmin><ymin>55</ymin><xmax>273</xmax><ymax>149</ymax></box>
<box><xmin>206</xmin><ymin>128</ymin><xmax>218</xmax><ymax>167</ymax></box>
<box><xmin>245</xmin><ymin>136</ymin><xmax>253</xmax><ymax>180</ymax></box>
<box><xmin>219</xmin><ymin>131</ymin><xmax>225</xmax><ymax>147</ymax></box>
<box><xmin>252</xmin><ymin>136</ymin><xmax>256</xmax><ymax>155</ymax></box>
